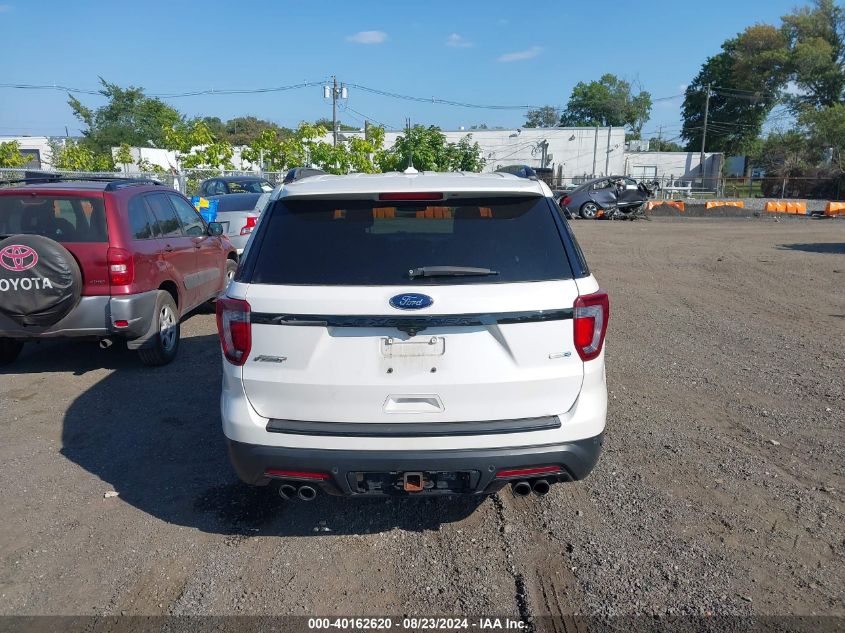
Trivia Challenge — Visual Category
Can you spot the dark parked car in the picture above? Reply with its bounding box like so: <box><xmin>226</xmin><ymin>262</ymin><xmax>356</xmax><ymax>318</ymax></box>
<box><xmin>198</xmin><ymin>176</ymin><xmax>274</xmax><ymax>196</ymax></box>
<box><xmin>561</xmin><ymin>176</ymin><xmax>655</xmax><ymax>219</ymax></box>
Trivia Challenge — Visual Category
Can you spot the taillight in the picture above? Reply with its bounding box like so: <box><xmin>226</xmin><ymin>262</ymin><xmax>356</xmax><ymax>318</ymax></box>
<box><xmin>216</xmin><ymin>297</ymin><xmax>251</xmax><ymax>365</ymax></box>
<box><xmin>573</xmin><ymin>290</ymin><xmax>609</xmax><ymax>361</ymax></box>
<box><xmin>107</xmin><ymin>247</ymin><xmax>134</xmax><ymax>286</ymax></box>
<box><xmin>562</xmin><ymin>196</ymin><xmax>572</xmax><ymax>206</ymax></box>
<box><xmin>240</xmin><ymin>216</ymin><xmax>257</xmax><ymax>235</ymax></box>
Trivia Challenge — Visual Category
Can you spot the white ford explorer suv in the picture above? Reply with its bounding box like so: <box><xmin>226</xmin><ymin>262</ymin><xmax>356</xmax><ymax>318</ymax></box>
<box><xmin>217</xmin><ymin>171</ymin><xmax>608</xmax><ymax>500</ymax></box>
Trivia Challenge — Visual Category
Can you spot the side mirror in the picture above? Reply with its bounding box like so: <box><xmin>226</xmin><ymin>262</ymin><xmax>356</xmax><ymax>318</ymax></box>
<box><xmin>207</xmin><ymin>222</ymin><xmax>224</xmax><ymax>236</ymax></box>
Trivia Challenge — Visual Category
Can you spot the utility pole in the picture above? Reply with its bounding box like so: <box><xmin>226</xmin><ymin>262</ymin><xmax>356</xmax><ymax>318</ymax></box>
<box><xmin>324</xmin><ymin>76</ymin><xmax>348</xmax><ymax>147</ymax></box>
<box><xmin>591</xmin><ymin>125</ymin><xmax>599</xmax><ymax>177</ymax></box>
<box><xmin>605</xmin><ymin>127</ymin><xmax>612</xmax><ymax>176</ymax></box>
<box><xmin>332</xmin><ymin>76</ymin><xmax>338</xmax><ymax>146</ymax></box>
<box><xmin>699</xmin><ymin>84</ymin><xmax>711</xmax><ymax>188</ymax></box>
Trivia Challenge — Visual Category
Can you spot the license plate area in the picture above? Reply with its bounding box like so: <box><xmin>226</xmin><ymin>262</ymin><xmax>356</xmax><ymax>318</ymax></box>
<box><xmin>380</xmin><ymin>336</ymin><xmax>445</xmax><ymax>358</ymax></box>
<box><xmin>352</xmin><ymin>470</ymin><xmax>480</xmax><ymax>495</ymax></box>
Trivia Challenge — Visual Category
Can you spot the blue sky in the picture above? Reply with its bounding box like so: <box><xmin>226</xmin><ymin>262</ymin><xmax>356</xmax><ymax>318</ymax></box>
<box><xmin>0</xmin><ymin>0</ymin><xmax>801</xmax><ymax>141</ymax></box>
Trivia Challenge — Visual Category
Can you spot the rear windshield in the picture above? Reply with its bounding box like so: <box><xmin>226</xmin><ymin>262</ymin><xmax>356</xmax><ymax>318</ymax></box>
<box><xmin>246</xmin><ymin>196</ymin><xmax>572</xmax><ymax>285</ymax></box>
<box><xmin>0</xmin><ymin>195</ymin><xmax>107</xmax><ymax>243</ymax></box>
<box><xmin>227</xmin><ymin>180</ymin><xmax>273</xmax><ymax>194</ymax></box>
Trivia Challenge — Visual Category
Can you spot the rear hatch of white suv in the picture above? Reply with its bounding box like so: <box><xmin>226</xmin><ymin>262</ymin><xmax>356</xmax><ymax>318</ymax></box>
<box><xmin>230</xmin><ymin>179</ymin><xmax>592</xmax><ymax>429</ymax></box>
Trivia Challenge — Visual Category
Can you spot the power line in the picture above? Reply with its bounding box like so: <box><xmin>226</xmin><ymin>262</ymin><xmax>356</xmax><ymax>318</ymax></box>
<box><xmin>0</xmin><ymin>80</ymin><xmax>327</xmax><ymax>99</ymax></box>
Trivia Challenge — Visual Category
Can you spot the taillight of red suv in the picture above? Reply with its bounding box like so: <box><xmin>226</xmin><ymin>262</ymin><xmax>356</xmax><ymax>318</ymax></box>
<box><xmin>573</xmin><ymin>290</ymin><xmax>609</xmax><ymax>361</ymax></box>
<box><xmin>216</xmin><ymin>297</ymin><xmax>251</xmax><ymax>365</ymax></box>
<box><xmin>107</xmin><ymin>247</ymin><xmax>134</xmax><ymax>286</ymax></box>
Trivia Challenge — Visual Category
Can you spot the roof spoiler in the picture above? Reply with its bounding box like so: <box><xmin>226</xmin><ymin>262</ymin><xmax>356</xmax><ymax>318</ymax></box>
<box><xmin>283</xmin><ymin>167</ymin><xmax>327</xmax><ymax>184</ymax></box>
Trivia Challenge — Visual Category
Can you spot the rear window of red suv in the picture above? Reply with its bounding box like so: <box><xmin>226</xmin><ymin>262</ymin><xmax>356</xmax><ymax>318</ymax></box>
<box><xmin>0</xmin><ymin>194</ymin><xmax>108</xmax><ymax>243</ymax></box>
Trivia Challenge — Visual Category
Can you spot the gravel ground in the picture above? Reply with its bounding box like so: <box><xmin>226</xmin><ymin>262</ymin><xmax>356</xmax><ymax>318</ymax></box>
<box><xmin>0</xmin><ymin>217</ymin><xmax>842</xmax><ymax>628</ymax></box>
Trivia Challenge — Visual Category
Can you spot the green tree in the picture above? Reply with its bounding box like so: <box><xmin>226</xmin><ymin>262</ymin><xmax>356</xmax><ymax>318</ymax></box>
<box><xmin>560</xmin><ymin>74</ymin><xmax>653</xmax><ymax>136</ymax></box>
<box><xmin>344</xmin><ymin>125</ymin><xmax>385</xmax><ymax>174</ymax></box>
<box><xmin>0</xmin><ymin>141</ymin><xmax>30</xmax><ymax>168</ymax></box>
<box><xmin>240</xmin><ymin>129</ymin><xmax>286</xmax><ymax>170</ymax></box>
<box><xmin>224</xmin><ymin>116</ymin><xmax>289</xmax><ymax>145</ymax></box>
<box><xmin>68</xmin><ymin>78</ymin><xmax>183</xmax><ymax>155</ymax></box>
<box><xmin>115</xmin><ymin>143</ymin><xmax>134</xmax><ymax>172</ymax></box>
<box><xmin>163</xmin><ymin>120</ymin><xmax>234</xmax><ymax>170</ymax></box>
<box><xmin>446</xmin><ymin>134</ymin><xmax>486</xmax><ymax>171</ymax></box>
<box><xmin>524</xmin><ymin>106</ymin><xmax>559</xmax><ymax>128</ymax></box>
<box><xmin>648</xmin><ymin>138</ymin><xmax>684</xmax><ymax>152</ymax></box>
<box><xmin>375</xmin><ymin>126</ymin><xmax>485</xmax><ymax>172</ymax></box>
<box><xmin>800</xmin><ymin>102</ymin><xmax>845</xmax><ymax>168</ymax></box>
<box><xmin>782</xmin><ymin>0</ymin><xmax>845</xmax><ymax>110</ymax></box>
<box><xmin>200</xmin><ymin>116</ymin><xmax>227</xmax><ymax>139</ymax></box>
<box><xmin>50</xmin><ymin>138</ymin><xmax>114</xmax><ymax>171</ymax></box>
<box><xmin>315</xmin><ymin>117</ymin><xmax>359</xmax><ymax>133</ymax></box>
<box><xmin>681</xmin><ymin>25</ymin><xmax>789</xmax><ymax>155</ymax></box>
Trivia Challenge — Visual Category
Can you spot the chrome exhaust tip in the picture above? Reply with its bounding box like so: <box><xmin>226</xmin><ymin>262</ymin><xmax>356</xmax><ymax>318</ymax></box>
<box><xmin>511</xmin><ymin>481</ymin><xmax>532</xmax><ymax>498</ymax></box>
<box><xmin>532</xmin><ymin>479</ymin><xmax>551</xmax><ymax>496</ymax></box>
<box><xmin>99</xmin><ymin>338</ymin><xmax>113</xmax><ymax>349</ymax></box>
<box><xmin>278</xmin><ymin>483</ymin><xmax>297</xmax><ymax>500</ymax></box>
<box><xmin>297</xmin><ymin>485</ymin><xmax>317</xmax><ymax>501</ymax></box>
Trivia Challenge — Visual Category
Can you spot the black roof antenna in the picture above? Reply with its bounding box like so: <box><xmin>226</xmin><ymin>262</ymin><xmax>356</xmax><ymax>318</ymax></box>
<box><xmin>404</xmin><ymin>117</ymin><xmax>418</xmax><ymax>174</ymax></box>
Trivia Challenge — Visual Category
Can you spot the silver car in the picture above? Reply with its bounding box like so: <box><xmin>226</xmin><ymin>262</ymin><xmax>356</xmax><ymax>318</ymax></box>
<box><xmin>207</xmin><ymin>192</ymin><xmax>270</xmax><ymax>255</ymax></box>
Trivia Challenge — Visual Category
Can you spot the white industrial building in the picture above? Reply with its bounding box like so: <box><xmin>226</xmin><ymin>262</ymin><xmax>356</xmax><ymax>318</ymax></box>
<box><xmin>0</xmin><ymin>136</ymin><xmax>54</xmax><ymax>169</ymax></box>
<box><xmin>5</xmin><ymin>130</ymin><xmax>723</xmax><ymax>186</ymax></box>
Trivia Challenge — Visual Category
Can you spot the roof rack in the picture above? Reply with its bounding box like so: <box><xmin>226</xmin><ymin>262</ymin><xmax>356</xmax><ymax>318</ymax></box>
<box><xmin>0</xmin><ymin>172</ymin><xmax>163</xmax><ymax>191</ymax></box>
<box><xmin>283</xmin><ymin>167</ymin><xmax>327</xmax><ymax>184</ymax></box>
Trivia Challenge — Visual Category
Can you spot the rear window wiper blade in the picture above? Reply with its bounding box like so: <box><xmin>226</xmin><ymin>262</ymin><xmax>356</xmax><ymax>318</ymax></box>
<box><xmin>408</xmin><ymin>266</ymin><xmax>499</xmax><ymax>279</ymax></box>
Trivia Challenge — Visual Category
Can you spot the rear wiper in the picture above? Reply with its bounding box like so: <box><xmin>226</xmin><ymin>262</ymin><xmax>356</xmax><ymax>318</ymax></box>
<box><xmin>408</xmin><ymin>266</ymin><xmax>499</xmax><ymax>279</ymax></box>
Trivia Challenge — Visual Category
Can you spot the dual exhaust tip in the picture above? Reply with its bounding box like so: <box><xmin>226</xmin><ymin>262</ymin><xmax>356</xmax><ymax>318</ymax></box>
<box><xmin>278</xmin><ymin>483</ymin><xmax>317</xmax><ymax>501</ymax></box>
<box><xmin>511</xmin><ymin>479</ymin><xmax>551</xmax><ymax>498</ymax></box>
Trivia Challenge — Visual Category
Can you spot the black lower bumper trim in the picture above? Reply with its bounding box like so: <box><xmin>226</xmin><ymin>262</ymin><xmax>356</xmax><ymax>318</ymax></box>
<box><xmin>226</xmin><ymin>433</ymin><xmax>604</xmax><ymax>496</ymax></box>
<box><xmin>265</xmin><ymin>415</ymin><xmax>560</xmax><ymax>437</ymax></box>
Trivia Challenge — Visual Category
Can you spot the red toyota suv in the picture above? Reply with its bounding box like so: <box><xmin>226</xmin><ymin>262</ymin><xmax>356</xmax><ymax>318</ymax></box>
<box><xmin>0</xmin><ymin>178</ymin><xmax>237</xmax><ymax>366</ymax></box>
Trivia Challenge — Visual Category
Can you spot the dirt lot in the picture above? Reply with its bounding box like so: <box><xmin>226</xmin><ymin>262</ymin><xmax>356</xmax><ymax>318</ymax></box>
<box><xmin>0</xmin><ymin>217</ymin><xmax>842</xmax><ymax>628</ymax></box>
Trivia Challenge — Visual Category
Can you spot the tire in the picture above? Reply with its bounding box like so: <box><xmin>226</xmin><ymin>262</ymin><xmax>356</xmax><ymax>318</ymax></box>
<box><xmin>137</xmin><ymin>291</ymin><xmax>180</xmax><ymax>367</ymax></box>
<box><xmin>0</xmin><ymin>338</ymin><xmax>23</xmax><ymax>366</ymax></box>
<box><xmin>0</xmin><ymin>234</ymin><xmax>82</xmax><ymax>327</ymax></box>
<box><xmin>224</xmin><ymin>259</ymin><xmax>237</xmax><ymax>286</ymax></box>
<box><xmin>579</xmin><ymin>202</ymin><xmax>600</xmax><ymax>220</ymax></box>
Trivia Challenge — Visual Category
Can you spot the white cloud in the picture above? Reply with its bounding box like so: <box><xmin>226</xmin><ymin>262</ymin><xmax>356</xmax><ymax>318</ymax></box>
<box><xmin>446</xmin><ymin>33</ymin><xmax>473</xmax><ymax>48</ymax></box>
<box><xmin>498</xmin><ymin>46</ymin><xmax>542</xmax><ymax>62</ymax></box>
<box><xmin>346</xmin><ymin>30</ymin><xmax>387</xmax><ymax>45</ymax></box>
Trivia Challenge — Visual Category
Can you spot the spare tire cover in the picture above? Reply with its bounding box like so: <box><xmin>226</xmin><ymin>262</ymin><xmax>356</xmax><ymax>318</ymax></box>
<box><xmin>0</xmin><ymin>234</ymin><xmax>82</xmax><ymax>327</ymax></box>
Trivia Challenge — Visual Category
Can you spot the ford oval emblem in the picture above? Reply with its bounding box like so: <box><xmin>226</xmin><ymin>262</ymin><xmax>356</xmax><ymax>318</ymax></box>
<box><xmin>389</xmin><ymin>293</ymin><xmax>433</xmax><ymax>310</ymax></box>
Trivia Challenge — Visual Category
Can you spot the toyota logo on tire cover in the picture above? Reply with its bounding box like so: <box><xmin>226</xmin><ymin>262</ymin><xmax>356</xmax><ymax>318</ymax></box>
<box><xmin>0</xmin><ymin>244</ymin><xmax>39</xmax><ymax>272</ymax></box>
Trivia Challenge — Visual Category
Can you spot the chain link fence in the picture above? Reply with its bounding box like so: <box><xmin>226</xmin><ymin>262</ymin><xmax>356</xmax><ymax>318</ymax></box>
<box><xmin>3</xmin><ymin>168</ymin><xmax>843</xmax><ymax>202</ymax></box>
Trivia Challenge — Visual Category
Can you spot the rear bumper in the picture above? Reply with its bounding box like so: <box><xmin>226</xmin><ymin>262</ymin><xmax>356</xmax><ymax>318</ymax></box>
<box><xmin>226</xmin><ymin>433</ymin><xmax>604</xmax><ymax>496</ymax></box>
<box><xmin>0</xmin><ymin>291</ymin><xmax>157</xmax><ymax>340</ymax></box>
